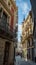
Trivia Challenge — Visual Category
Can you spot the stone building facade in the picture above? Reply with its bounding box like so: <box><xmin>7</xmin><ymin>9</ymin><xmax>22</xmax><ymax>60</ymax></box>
<box><xmin>0</xmin><ymin>0</ymin><xmax>18</xmax><ymax>65</ymax></box>
<box><xmin>21</xmin><ymin>11</ymin><xmax>34</xmax><ymax>61</ymax></box>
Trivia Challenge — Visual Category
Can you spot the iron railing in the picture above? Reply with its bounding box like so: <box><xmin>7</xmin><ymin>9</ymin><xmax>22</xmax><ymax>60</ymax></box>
<box><xmin>0</xmin><ymin>18</ymin><xmax>15</xmax><ymax>40</ymax></box>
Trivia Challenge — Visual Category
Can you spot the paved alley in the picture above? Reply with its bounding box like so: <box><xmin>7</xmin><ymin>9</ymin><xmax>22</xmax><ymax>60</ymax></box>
<box><xmin>15</xmin><ymin>57</ymin><xmax>36</xmax><ymax>65</ymax></box>
<box><xmin>19</xmin><ymin>61</ymin><xmax>36</xmax><ymax>65</ymax></box>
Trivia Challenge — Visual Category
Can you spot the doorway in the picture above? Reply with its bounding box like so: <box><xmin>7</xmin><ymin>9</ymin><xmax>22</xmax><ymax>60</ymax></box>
<box><xmin>3</xmin><ymin>41</ymin><xmax>10</xmax><ymax>65</ymax></box>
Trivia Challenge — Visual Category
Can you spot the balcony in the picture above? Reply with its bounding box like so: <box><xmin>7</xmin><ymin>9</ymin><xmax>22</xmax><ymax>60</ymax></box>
<box><xmin>0</xmin><ymin>19</ymin><xmax>14</xmax><ymax>41</ymax></box>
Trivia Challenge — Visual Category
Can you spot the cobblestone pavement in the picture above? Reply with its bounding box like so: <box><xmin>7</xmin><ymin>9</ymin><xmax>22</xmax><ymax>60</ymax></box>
<box><xmin>15</xmin><ymin>58</ymin><xmax>36</xmax><ymax>65</ymax></box>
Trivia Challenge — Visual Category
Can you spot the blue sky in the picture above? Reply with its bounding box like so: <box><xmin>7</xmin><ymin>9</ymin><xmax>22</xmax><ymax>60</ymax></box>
<box><xmin>16</xmin><ymin>0</ymin><xmax>31</xmax><ymax>42</ymax></box>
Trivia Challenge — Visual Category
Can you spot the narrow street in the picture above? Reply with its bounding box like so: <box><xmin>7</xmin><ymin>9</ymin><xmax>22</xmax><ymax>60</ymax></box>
<box><xmin>0</xmin><ymin>0</ymin><xmax>36</xmax><ymax>65</ymax></box>
<box><xmin>19</xmin><ymin>61</ymin><xmax>36</xmax><ymax>65</ymax></box>
<box><xmin>15</xmin><ymin>57</ymin><xmax>36</xmax><ymax>65</ymax></box>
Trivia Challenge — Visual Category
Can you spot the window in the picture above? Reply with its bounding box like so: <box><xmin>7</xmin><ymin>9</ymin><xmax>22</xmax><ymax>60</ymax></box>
<box><xmin>3</xmin><ymin>41</ymin><xmax>10</xmax><ymax>65</ymax></box>
<box><xmin>30</xmin><ymin>38</ymin><xmax>32</xmax><ymax>46</ymax></box>
<box><xmin>0</xmin><ymin>8</ymin><xmax>3</xmax><ymax>18</ymax></box>
<box><xmin>27</xmin><ymin>40</ymin><xmax>30</xmax><ymax>47</ymax></box>
<box><xmin>1</xmin><ymin>11</ymin><xmax>7</xmax><ymax>30</ymax></box>
<box><xmin>8</xmin><ymin>1</ymin><xmax>11</xmax><ymax>10</ymax></box>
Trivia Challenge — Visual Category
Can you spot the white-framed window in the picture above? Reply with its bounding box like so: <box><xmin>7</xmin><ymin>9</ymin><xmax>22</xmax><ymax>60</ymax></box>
<box><xmin>8</xmin><ymin>0</ymin><xmax>11</xmax><ymax>10</ymax></box>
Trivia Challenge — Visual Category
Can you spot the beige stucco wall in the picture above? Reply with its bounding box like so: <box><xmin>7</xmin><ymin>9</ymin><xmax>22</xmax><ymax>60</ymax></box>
<box><xmin>13</xmin><ymin>9</ymin><xmax>18</xmax><ymax>29</ymax></box>
<box><xmin>8</xmin><ymin>42</ymin><xmax>14</xmax><ymax>64</ymax></box>
<box><xmin>0</xmin><ymin>38</ymin><xmax>5</xmax><ymax>65</ymax></box>
<box><xmin>0</xmin><ymin>38</ymin><xmax>14</xmax><ymax>65</ymax></box>
<box><xmin>22</xmin><ymin>40</ymin><xmax>27</xmax><ymax>60</ymax></box>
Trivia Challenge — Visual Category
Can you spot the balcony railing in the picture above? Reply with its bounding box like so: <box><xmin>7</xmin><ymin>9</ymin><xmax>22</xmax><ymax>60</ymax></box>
<box><xmin>0</xmin><ymin>18</ymin><xmax>15</xmax><ymax>40</ymax></box>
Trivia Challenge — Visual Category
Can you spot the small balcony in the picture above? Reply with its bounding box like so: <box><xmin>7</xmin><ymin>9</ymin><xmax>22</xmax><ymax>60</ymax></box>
<box><xmin>0</xmin><ymin>19</ymin><xmax>14</xmax><ymax>41</ymax></box>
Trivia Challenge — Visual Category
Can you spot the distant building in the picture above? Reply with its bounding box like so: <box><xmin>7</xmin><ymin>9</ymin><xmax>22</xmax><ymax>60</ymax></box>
<box><xmin>0</xmin><ymin>0</ymin><xmax>18</xmax><ymax>65</ymax></box>
<box><xmin>21</xmin><ymin>11</ymin><xmax>34</xmax><ymax>61</ymax></box>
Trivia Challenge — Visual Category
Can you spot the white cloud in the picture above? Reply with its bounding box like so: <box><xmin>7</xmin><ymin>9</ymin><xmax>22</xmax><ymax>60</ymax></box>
<box><xmin>18</xmin><ymin>24</ymin><xmax>22</xmax><ymax>32</ymax></box>
<box><xmin>22</xmin><ymin>3</ymin><xmax>29</xmax><ymax>12</ymax></box>
<box><xmin>18</xmin><ymin>37</ymin><xmax>21</xmax><ymax>42</ymax></box>
<box><xmin>20</xmin><ymin>2</ymin><xmax>30</xmax><ymax>15</ymax></box>
<box><xmin>18</xmin><ymin>24</ymin><xmax>22</xmax><ymax>42</ymax></box>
